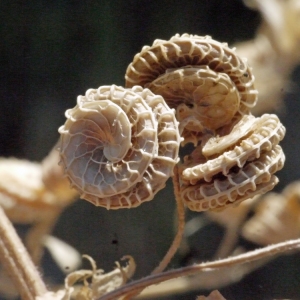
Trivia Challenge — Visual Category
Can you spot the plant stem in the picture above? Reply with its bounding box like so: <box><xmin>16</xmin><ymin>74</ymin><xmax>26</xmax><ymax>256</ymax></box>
<box><xmin>122</xmin><ymin>166</ymin><xmax>186</xmax><ymax>300</ymax></box>
<box><xmin>99</xmin><ymin>238</ymin><xmax>300</xmax><ymax>300</ymax></box>
<box><xmin>0</xmin><ymin>206</ymin><xmax>48</xmax><ymax>300</ymax></box>
<box><xmin>152</xmin><ymin>165</ymin><xmax>185</xmax><ymax>274</ymax></box>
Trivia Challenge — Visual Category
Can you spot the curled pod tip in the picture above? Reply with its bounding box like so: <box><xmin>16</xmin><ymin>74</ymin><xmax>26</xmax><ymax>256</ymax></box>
<box><xmin>58</xmin><ymin>85</ymin><xmax>181</xmax><ymax>209</ymax></box>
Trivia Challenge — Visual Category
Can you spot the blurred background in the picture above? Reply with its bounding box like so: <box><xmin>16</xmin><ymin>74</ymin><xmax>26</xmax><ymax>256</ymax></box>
<box><xmin>1</xmin><ymin>0</ymin><xmax>300</xmax><ymax>299</ymax></box>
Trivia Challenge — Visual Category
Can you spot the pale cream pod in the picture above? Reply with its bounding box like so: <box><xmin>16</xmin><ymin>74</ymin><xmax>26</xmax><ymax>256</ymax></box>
<box><xmin>179</xmin><ymin>113</ymin><xmax>285</xmax><ymax>211</ymax></box>
<box><xmin>125</xmin><ymin>33</ymin><xmax>258</xmax><ymax>145</ymax></box>
<box><xmin>58</xmin><ymin>85</ymin><xmax>181</xmax><ymax>209</ymax></box>
<box><xmin>182</xmin><ymin>114</ymin><xmax>286</xmax><ymax>183</ymax></box>
<box><xmin>125</xmin><ymin>34</ymin><xmax>285</xmax><ymax>212</ymax></box>
<box><xmin>241</xmin><ymin>180</ymin><xmax>300</xmax><ymax>245</ymax></box>
<box><xmin>181</xmin><ymin>145</ymin><xmax>285</xmax><ymax>211</ymax></box>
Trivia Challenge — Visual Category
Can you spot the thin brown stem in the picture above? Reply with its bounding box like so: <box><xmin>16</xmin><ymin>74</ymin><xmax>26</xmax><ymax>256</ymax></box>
<box><xmin>152</xmin><ymin>165</ymin><xmax>185</xmax><ymax>274</ymax></box>
<box><xmin>0</xmin><ymin>206</ymin><xmax>48</xmax><ymax>300</ymax></box>
<box><xmin>99</xmin><ymin>238</ymin><xmax>300</xmax><ymax>300</ymax></box>
<box><xmin>123</xmin><ymin>166</ymin><xmax>186</xmax><ymax>299</ymax></box>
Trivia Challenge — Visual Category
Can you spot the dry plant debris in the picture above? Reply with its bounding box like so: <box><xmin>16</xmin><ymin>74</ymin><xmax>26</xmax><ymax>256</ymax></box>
<box><xmin>0</xmin><ymin>157</ymin><xmax>77</xmax><ymax>266</ymax></box>
<box><xmin>236</xmin><ymin>0</ymin><xmax>300</xmax><ymax>115</ymax></box>
<box><xmin>100</xmin><ymin>239</ymin><xmax>300</xmax><ymax>300</ymax></box>
<box><xmin>242</xmin><ymin>180</ymin><xmax>300</xmax><ymax>245</ymax></box>
<box><xmin>62</xmin><ymin>255</ymin><xmax>136</xmax><ymax>299</ymax></box>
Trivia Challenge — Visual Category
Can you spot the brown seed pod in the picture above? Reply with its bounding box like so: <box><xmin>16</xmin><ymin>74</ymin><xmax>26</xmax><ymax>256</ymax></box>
<box><xmin>241</xmin><ymin>180</ymin><xmax>300</xmax><ymax>246</ymax></box>
<box><xmin>147</xmin><ymin>66</ymin><xmax>241</xmax><ymax>137</ymax></box>
<box><xmin>179</xmin><ymin>114</ymin><xmax>286</xmax><ymax>212</ymax></box>
<box><xmin>58</xmin><ymin>85</ymin><xmax>181</xmax><ymax>209</ymax></box>
<box><xmin>182</xmin><ymin>114</ymin><xmax>286</xmax><ymax>183</ymax></box>
<box><xmin>125</xmin><ymin>34</ymin><xmax>258</xmax><ymax>143</ymax></box>
<box><xmin>181</xmin><ymin>145</ymin><xmax>285</xmax><ymax>212</ymax></box>
<box><xmin>125</xmin><ymin>33</ymin><xmax>285</xmax><ymax>211</ymax></box>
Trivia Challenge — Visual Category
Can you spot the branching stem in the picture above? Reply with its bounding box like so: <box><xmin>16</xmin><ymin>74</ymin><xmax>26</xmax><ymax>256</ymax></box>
<box><xmin>99</xmin><ymin>238</ymin><xmax>300</xmax><ymax>300</ymax></box>
<box><xmin>0</xmin><ymin>206</ymin><xmax>47</xmax><ymax>300</ymax></box>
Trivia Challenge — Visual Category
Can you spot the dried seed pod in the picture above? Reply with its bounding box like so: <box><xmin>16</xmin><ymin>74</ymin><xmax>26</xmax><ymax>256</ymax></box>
<box><xmin>238</xmin><ymin>0</ymin><xmax>300</xmax><ymax>115</ymax></box>
<box><xmin>0</xmin><ymin>157</ymin><xmax>76</xmax><ymax>265</ymax></box>
<box><xmin>0</xmin><ymin>158</ymin><xmax>60</xmax><ymax>222</ymax></box>
<box><xmin>182</xmin><ymin>114</ymin><xmax>286</xmax><ymax>183</ymax></box>
<box><xmin>178</xmin><ymin>113</ymin><xmax>285</xmax><ymax>212</ymax></box>
<box><xmin>241</xmin><ymin>180</ymin><xmax>300</xmax><ymax>245</ymax></box>
<box><xmin>58</xmin><ymin>85</ymin><xmax>181</xmax><ymax>209</ymax></box>
<box><xmin>181</xmin><ymin>145</ymin><xmax>285</xmax><ymax>211</ymax></box>
<box><xmin>64</xmin><ymin>255</ymin><xmax>136</xmax><ymax>299</ymax></box>
<box><xmin>125</xmin><ymin>34</ymin><xmax>258</xmax><ymax>143</ymax></box>
<box><xmin>125</xmin><ymin>33</ymin><xmax>285</xmax><ymax>212</ymax></box>
<box><xmin>147</xmin><ymin>66</ymin><xmax>241</xmax><ymax>137</ymax></box>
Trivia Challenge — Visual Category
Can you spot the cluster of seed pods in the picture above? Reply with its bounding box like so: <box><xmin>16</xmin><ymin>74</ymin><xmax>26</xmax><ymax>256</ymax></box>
<box><xmin>58</xmin><ymin>34</ymin><xmax>286</xmax><ymax>211</ymax></box>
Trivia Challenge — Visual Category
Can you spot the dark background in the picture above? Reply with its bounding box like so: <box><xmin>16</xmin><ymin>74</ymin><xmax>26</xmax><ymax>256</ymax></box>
<box><xmin>1</xmin><ymin>0</ymin><xmax>300</xmax><ymax>299</ymax></box>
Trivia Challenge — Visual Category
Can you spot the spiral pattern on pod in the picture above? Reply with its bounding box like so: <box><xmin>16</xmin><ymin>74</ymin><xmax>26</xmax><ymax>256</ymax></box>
<box><xmin>58</xmin><ymin>85</ymin><xmax>181</xmax><ymax>209</ymax></box>
<box><xmin>58</xmin><ymin>34</ymin><xmax>286</xmax><ymax>212</ymax></box>
<box><xmin>125</xmin><ymin>34</ymin><xmax>258</xmax><ymax>144</ymax></box>
<box><xmin>124</xmin><ymin>33</ymin><xmax>285</xmax><ymax>212</ymax></box>
<box><xmin>179</xmin><ymin>114</ymin><xmax>286</xmax><ymax>211</ymax></box>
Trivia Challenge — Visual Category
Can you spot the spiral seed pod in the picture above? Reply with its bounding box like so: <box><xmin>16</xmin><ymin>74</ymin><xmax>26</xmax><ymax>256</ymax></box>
<box><xmin>58</xmin><ymin>85</ymin><xmax>181</xmax><ymax>209</ymax></box>
<box><xmin>179</xmin><ymin>114</ymin><xmax>286</xmax><ymax>211</ymax></box>
<box><xmin>182</xmin><ymin>146</ymin><xmax>284</xmax><ymax>211</ymax></box>
<box><xmin>125</xmin><ymin>34</ymin><xmax>258</xmax><ymax>144</ymax></box>
<box><xmin>147</xmin><ymin>66</ymin><xmax>241</xmax><ymax>133</ymax></box>
<box><xmin>182</xmin><ymin>114</ymin><xmax>286</xmax><ymax>183</ymax></box>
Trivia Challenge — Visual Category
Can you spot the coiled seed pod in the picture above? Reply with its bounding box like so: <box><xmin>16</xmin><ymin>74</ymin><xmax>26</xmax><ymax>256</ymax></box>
<box><xmin>179</xmin><ymin>114</ymin><xmax>286</xmax><ymax>211</ymax></box>
<box><xmin>125</xmin><ymin>34</ymin><xmax>258</xmax><ymax>144</ymax></box>
<box><xmin>124</xmin><ymin>34</ymin><xmax>286</xmax><ymax>211</ymax></box>
<box><xmin>58</xmin><ymin>85</ymin><xmax>181</xmax><ymax>209</ymax></box>
<box><xmin>182</xmin><ymin>114</ymin><xmax>286</xmax><ymax>183</ymax></box>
